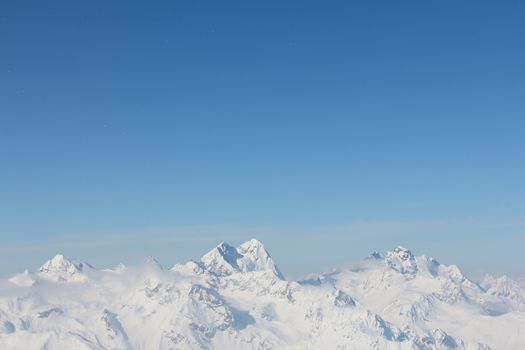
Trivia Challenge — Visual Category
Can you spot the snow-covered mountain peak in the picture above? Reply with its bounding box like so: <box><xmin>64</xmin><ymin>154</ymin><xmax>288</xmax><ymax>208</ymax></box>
<box><xmin>384</xmin><ymin>246</ymin><xmax>418</xmax><ymax>276</ymax></box>
<box><xmin>238</xmin><ymin>238</ymin><xmax>265</xmax><ymax>251</ymax></box>
<box><xmin>200</xmin><ymin>241</ymin><xmax>242</xmax><ymax>276</ymax></box>
<box><xmin>388</xmin><ymin>246</ymin><xmax>415</xmax><ymax>261</ymax></box>
<box><xmin>376</xmin><ymin>247</ymin><xmax>469</xmax><ymax>281</ymax></box>
<box><xmin>200</xmin><ymin>239</ymin><xmax>283</xmax><ymax>278</ymax></box>
<box><xmin>481</xmin><ymin>274</ymin><xmax>525</xmax><ymax>307</ymax></box>
<box><xmin>237</xmin><ymin>238</ymin><xmax>284</xmax><ymax>279</ymax></box>
<box><xmin>38</xmin><ymin>254</ymin><xmax>92</xmax><ymax>282</ymax></box>
<box><xmin>39</xmin><ymin>254</ymin><xmax>76</xmax><ymax>272</ymax></box>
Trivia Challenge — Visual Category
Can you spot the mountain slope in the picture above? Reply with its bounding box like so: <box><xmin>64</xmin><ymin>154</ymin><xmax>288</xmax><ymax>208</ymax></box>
<box><xmin>0</xmin><ymin>240</ymin><xmax>523</xmax><ymax>349</ymax></box>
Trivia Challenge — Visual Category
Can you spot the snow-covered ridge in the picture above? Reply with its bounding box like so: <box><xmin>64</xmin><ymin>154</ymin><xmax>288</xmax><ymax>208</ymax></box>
<box><xmin>0</xmin><ymin>239</ymin><xmax>523</xmax><ymax>349</ymax></box>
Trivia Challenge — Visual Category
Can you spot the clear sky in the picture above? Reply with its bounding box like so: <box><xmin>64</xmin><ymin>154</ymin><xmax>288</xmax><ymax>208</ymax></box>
<box><xmin>1</xmin><ymin>0</ymin><xmax>524</xmax><ymax>279</ymax></box>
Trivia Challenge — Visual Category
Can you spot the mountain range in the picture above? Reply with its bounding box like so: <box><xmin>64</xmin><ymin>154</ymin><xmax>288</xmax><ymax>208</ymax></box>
<box><xmin>1</xmin><ymin>239</ymin><xmax>524</xmax><ymax>349</ymax></box>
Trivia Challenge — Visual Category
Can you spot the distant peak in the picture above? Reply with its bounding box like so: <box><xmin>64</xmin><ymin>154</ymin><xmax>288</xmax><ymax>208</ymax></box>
<box><xmin>391</xmin><ymin>246</ymin><xmax>414</xmax><ymax>260</ymax></box>
<box><xmin>39</xmin><ymin>254</ymin><xmax>89</xmax><ymax>273</ymax></box>
<box><xmin>237</xmin><ymin>238</ymin><xmax>268</xmax><ymax>257</ymax></box>
<box><xmin>385</xmin><ymin>246</ymin><xmax>418</xmax><ymax>276</ymax></box>
<box><xmin>38</xmin><ymin>254</ymin><xmax>92</xmax><ymax>282</ymax></box>
<box><xmin>49</xmin><ymin>254</ymin><xmax>67</xmax><ymax>265</ymax></box>
<box><xmin>200</xmin><ymin>239</ymin><xmax>283</xmax><ymax>278</ymax></box>
<box><xmin>237</xmin><ymin>238</ymin><xmax>284</xmax><ymax>279</ymax></box>
<box><xmin>200</xmin><ymin>242</ymin><xmax>241</xmax><ymax>275</ymax></box>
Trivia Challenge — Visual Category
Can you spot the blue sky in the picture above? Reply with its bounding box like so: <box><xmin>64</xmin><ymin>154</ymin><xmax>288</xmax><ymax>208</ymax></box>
<box><xmin>1</xmin><ymin>0</ymin><xmax>524</xmax><ymax>278</ymax></box>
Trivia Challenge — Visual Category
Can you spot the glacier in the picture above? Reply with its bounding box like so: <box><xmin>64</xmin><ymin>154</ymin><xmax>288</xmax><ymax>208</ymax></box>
<box><xmin>0</xmin><ymin>238</ymin><xmax>524</xmax><ymax>349</ymax></box>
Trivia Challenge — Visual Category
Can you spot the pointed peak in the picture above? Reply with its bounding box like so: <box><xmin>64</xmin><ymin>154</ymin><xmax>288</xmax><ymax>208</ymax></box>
<box><xmin>47</xmin><ymin>254</ymin><xmax>69</xmax><ymax>267</ymax></box>
<box><xmin>38</xmin><ymin>254</ymin><xmax>92</xmax><ymax>282</ymax></box>
<box><xmin>237</xmin><ymin>239</ymin><xmax>284</xmax><ymax>279</ymax></box>
<box><xmin>39</xmin><ymin>254</ymin><xmax>90</xmax><ymax>273</ymax></box>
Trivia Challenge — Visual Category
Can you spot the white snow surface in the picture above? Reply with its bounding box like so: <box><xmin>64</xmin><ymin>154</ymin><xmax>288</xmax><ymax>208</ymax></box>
<box><xmin>0</xmin><ymin>239</ymin><xmax>523</xmax><ymax>349</ymax></box>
